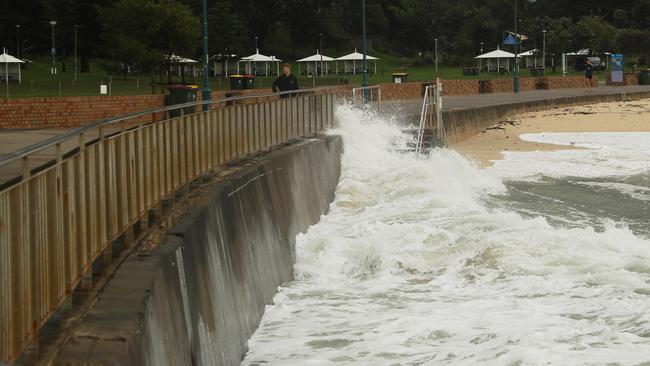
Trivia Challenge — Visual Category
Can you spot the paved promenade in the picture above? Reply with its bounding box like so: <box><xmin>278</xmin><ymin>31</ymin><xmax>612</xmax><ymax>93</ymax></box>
<box><xmin>390</xmin><ymin>85</ymin><xmax>650</xmax><ymax>115</ymax></box>
<box><xmin>2</xmin><ymin>85</ymin><xmax>650</xmax><ymax>184</ymax></box>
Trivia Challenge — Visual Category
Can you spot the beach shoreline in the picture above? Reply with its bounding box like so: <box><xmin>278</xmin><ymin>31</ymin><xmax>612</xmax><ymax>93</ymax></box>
<box><xmin>450</xmin><ymin>99</ymin><xmax>650</xmax><ymax>167</ymax></box>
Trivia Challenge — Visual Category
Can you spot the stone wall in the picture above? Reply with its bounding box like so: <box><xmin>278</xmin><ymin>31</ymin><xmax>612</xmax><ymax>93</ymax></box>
<box><xmin>334</xmin><ymin>76</ymin><xmax>599</xmax><ymax>101</ymax></box>
<box><xmin>606</xmin><ymin>73</ymin><xmax>640</xmax><ymax>86</ymax></box>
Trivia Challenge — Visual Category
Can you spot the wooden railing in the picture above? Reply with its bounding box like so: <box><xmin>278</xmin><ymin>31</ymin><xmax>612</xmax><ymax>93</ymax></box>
<box><xmin>0</xmin><ymin>89</ymin><xmax>337</xmax><ymax>364</ymax></box>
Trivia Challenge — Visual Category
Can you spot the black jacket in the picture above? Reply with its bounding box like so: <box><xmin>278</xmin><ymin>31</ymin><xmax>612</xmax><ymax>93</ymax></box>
<box><xmin>585</xmin><ymin>64</ymin><xmax>594</xmax><ymax>78</ymax></box>
<box><xmin>272</xmin><ymin>74</ymin><xmax>299</xmax><ymax>97</ymax></box>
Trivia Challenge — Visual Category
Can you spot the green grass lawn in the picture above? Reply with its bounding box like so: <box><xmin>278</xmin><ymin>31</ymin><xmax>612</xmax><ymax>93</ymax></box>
<box><xmin>0</xmin><ymin>56</ymin><xmax>620</xmax><ymax>99</ymax></box>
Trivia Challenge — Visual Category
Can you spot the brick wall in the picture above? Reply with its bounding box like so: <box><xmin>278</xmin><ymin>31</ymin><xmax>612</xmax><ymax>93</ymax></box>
<box><xmin>606</xmin><ymin>73</ymin><xmax>639</xmax><ymax>86</ymax></box>
<box><xmin>1</xmin><ymin>76</ymin><xmax>602</xmax><ymax>129</ymax></box>
<box><xmin>442</xmin><ymin>80</ymin><xmax>479</xmax><ymax>95</ymax></box>
<box><xmin>546</xmin><ymin>76</ymin><xmax>597</xmax><ymax>89</ymax></box>
<box><xmin>0</xmin><ymin>95</ymin><xmax>166</xmax><ymax>129</ymax></box>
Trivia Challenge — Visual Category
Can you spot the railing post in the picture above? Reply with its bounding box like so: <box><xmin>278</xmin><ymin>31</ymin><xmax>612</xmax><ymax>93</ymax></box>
<box><xmin>21</xmin><ymin>157</ymin><xmax>29</xmax><ymax>180</ymax></box>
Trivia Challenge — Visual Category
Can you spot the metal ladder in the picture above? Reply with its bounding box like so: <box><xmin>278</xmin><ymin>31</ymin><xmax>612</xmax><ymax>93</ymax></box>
<box><xmin>415</xmin><ymin>78</ymin><xmax>445</xmax><ymax>154</ymax></box>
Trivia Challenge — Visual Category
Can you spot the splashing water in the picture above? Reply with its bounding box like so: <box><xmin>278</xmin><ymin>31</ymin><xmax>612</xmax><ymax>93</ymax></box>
<box><xmin>241</xmin><ymin>105</ymin><xmax>650</xmax><ymax>366</ymax></box>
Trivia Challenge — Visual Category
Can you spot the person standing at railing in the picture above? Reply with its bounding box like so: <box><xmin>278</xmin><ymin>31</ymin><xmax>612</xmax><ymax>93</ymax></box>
<box><xmin>272</xmin><ymin>63</ymin><xmax>299</xmax><ymax>98</ymax></box>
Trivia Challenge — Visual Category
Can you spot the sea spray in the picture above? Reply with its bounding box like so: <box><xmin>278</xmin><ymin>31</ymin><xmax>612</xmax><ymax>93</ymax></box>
<box><xmin>241</xmin><ymin>105</ymin><xmax>650</xmax><ymax>365</ymax></box>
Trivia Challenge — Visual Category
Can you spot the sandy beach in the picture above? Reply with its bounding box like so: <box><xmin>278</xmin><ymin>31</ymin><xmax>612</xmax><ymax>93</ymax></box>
<box><xmin>451</xmin><ymin>98</ymin><xmax>650</xmax><ymax>167</ymax></box>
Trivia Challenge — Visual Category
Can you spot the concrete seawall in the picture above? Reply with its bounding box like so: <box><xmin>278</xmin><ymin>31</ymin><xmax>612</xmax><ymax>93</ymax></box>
<box><xmin>443</xmin><ymin>90</ymin><xmax>650</xmax><ymax>144</ymax></box>
<box><xmin>53</xmin><ymin>136</ymin><xmax>343</xmax><ymax>366</ymax></box>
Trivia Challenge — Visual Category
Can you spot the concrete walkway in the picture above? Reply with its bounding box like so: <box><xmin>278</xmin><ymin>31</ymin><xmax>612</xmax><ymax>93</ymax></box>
<box><xmin>2</xmin><ymin>85</ymin><xmax>650</xmax><ymax>185</ymax></box>
<box><xmin>388</xmin><ymin>85</ymin><xmax>650</xmax><ymax>116</ymax></box>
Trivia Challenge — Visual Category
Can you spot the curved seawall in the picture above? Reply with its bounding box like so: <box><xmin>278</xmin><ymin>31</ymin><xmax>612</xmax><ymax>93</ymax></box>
<box><xmin>53</xmin><ymin>136</ymin><xmax>343</xmax><ymax>366</ymax></box>
<box><xmin>443</xmin><ymin>90</ymin><xmax>650</xmax><ymax>143</ymax></box>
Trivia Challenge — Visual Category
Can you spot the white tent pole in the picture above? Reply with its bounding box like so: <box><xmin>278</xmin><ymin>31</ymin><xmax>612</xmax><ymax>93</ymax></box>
<box><xmin>374</xmin><ymin>61</ymin><xmax>377</xmax><ymax>74</ymax></box>
<box><xmin>353</xmin><ymin>60</ymin><xmax>356</xmax><ymax>75</ymax></box>
<box><xmin>336</xmin><ymin>61</ymin><xmax>338</xmax><ymax>75</ymax></box>
<box><xmin>5</xmin><ymin>48</ymin><xmax>9</xmax><ymax>99</ymax></box>
<box><xmin>298</xmin><ymin>63</ymin><xmax>301</xmax><ymax>76</ymax></box>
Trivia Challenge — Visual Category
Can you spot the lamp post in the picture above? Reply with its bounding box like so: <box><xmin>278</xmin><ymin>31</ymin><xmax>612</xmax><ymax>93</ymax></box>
<box><xmin>434</xmin><ymin>38</ymin><xmax>438</xmax><ymax>75</ymax></box>
<box><xmin>15</xmin><ymin>25</ymin><xmax>20</xmax><ymax>59</ymax></box>
<box><xmin>254</xmin><ymin>36</ymin><xmax>258</xmax><ymax>51</ymax></box>
<box><xmin>542</xmin><ymin>29</ymin><xmax>547</xmax><ymax>70</ymax></box>
<box><xmin>319</xmin><ymin>33</ymin><xmax>324</xmax><ymax>77</ymax></box>
<box><xmin>361</xmin><ymin>0</ymin><xmax>369</xmax><ymax>101</ymax></box>
<box><xmin>201</xmin><ymin>0</ymin><xmax>211</xmax><ymax>111</ymax></box>
<box><xmin>513</xmin><ymin>1</ymin><xmax>519</xmax><ymax>93</ymax></box>
<box><xmin>50</xmin><ymin>20</ymin><xmax>57</xmax><ymax>83</ymax></box>
<box><xmin>74</xmin><ymin>25</ymin><xmax>78</xmax><ymax>82</ymax></box>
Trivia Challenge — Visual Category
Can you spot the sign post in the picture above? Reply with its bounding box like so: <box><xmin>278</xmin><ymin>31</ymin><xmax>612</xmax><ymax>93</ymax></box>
<box><xmin>611</xmin><ymin>54</ymin><xmax>624</xmax><ymax>84</ymax></box>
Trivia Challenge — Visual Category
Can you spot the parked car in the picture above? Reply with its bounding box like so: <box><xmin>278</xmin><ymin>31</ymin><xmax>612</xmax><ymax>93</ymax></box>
<box><xmin>575</xmin><ymin>56</ymin><xmax>607</xmax><ymax>71</ymax></box>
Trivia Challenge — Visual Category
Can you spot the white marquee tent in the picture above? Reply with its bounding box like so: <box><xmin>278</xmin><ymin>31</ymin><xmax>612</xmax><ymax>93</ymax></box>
<box><xmin>0</xmin><ymin>49</ymin><xmax>25</xmax><ymax>83</ymax></box>
<box><xmin>475</xmin><ymin>47</ymin><xmax>516</xmax><ymax>72</ymax></box>
<box><xmin>517</xmin><ymin>49</ymin><xmax>543</xmax><ymax>68</ymax></box>
<box><xmin>335</xmin><ymin>49</ymin><xmax>379</xmax><ymax>75</ymax></box>
<box><xmin>167</xmin><ymin>54</ymin><xmax>199</xmax><ymax>77</ymax></box>
<box><xmin>297</xmin><ymin>50</ymin><xmax>335</xmax><ymax>76</ymax></box>
<box><xmin>239</xmin><ymin>50</ymin><xmax>282</xmax><ymax>76</ymax></box>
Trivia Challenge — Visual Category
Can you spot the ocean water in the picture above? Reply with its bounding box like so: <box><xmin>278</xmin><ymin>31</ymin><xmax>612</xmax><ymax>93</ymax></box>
<box><xmin>241</xmin><ymin>106</ymin><xmax>650</xmax><ymax>366</ymax></box>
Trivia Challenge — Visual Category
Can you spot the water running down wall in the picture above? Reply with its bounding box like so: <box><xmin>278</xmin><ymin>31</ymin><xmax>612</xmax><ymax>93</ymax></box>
<box><xmin>53</xmin><ymin>136</ymin><xmax>342</xmax><ymax>366</ymax></box>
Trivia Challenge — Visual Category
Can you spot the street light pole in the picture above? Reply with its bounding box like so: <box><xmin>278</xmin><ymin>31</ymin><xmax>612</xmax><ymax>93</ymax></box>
<box><xmin>362</xmin><ymin>0</ymin><xmax>369</xmax><ymax>101</ymax></box>
<box><xmin>254</xmin><ymin>36</ymin><xmax>258</xmax><ymax>51</ymax></box>
<box><xmin>319</xmin><ymin>33</ymin><xmax>324</xmax><ymax>77</ymax></box>
<box><xmin>542</xmin><ymin>29</ymin><xmax>547</xmax><ymax>70</ymax></box>
<box><xmin>15</xmin><ymin>25</ymin><xmax>20</xmax><ymax>59</ymax></box>
<box><xmin>513</xmin><ymin>0</ymin><xmax>519</xmax><ymax>93</ymax></box>
<box><xmin>50</xmin><ymin>20</ymin><xmax>57</xmax><ymax>84</ymax></box>
<box><xmin>201</xmin><ymin>0</ymin><xmax>211</xmax><ymax>111</ymax></box>
<box><xmin>434</xmin><ymin>38</ymin><xmax>438</xmax><ymax>75</ymax></box>
<box><xmin>74</xmin><ymin>25</ymin><xmax>78</xmax><ymax>82</ymax></box>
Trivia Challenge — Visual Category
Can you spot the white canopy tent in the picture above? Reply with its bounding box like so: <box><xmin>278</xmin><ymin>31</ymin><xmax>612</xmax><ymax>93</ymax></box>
<box><xmin>335</xmin><ymin>49</ymin><xmax>379</xmax><ymax>75</ymax></box>
<box><xmin>518</xmin><ymin>49</ymin><xmax>543</xmax><ymax>68</ymax></box>
<box><xmin>0</xmin><ymin>49</ymin><xmax>25</xmax><ymax>83</ymax></box>
<box><xmin>475</xmin><ymin>47</ymin><xmax>516</xmax><ymax>72</ymax></box>
<box><xmin>238</xmin><ymin>50</ymin><xmax>282</xmax><ymax>76</ymax></box>
<box><xmin>212</xmin><ymin>54</ymin><xmax>239</xmax><ymax>76</ymax></box>
<box><xmin>297</xmin><ymin>50</ymin><xmax>335</xmax><ymax>76</ymax></box>
<box><xmin>565</xmin><ymin>49</ymin><xmax>590</xmax><ymax>56</ymax></box>
<box><xmin>167</xmin><ymin>54</ymin><xmax>199</xmax><ymax>77</ymax></box>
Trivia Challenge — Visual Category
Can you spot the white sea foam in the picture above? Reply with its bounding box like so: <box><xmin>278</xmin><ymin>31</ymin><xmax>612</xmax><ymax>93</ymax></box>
<box><xmin>489</xmin><ymin>132</ymin><xmax>650</xmax><ymax>181</ymax></box>
<box><xmin>241</xmin><ymin>106</ymin><xmax>650</xmax><ymax>365</ymax></box>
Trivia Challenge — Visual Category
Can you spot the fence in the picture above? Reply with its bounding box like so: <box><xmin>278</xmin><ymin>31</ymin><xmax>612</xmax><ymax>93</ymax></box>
<box><xmin>0</xmin><ymin>88</ymin><xmax>337</xmax><ymax>364</ymax></box>
<box><xmin>351</xmin><ymin>85</ymin><xmax>382</xmax><ymax>109</ymax></box>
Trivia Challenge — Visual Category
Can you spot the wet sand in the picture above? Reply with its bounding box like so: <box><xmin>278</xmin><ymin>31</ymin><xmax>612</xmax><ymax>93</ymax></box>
<box><xmin>450</xmin><ymin>99</ymin><xmax>650</xmax><ymax>167</ymax></box>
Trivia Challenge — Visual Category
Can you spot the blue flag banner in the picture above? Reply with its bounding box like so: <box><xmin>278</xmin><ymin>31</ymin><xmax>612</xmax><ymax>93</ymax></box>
<box><xmin>503</xmin><ymin>34</ymin><xmax>516</xmax><ymax>45</ymax></box>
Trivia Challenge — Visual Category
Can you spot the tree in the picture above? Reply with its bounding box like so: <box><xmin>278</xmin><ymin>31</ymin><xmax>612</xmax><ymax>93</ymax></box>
<box><xmin>573</xmin><ymin>16</ymin><xmax>618</xmax><ymax>54</ymax></box>
<box><xmin>208</xmin><ymin>0</ymin><xmax>248</xmax><ymax>57</ymax></box>
<box><xmin>99</xmin><ymin>0</ymin><xmax>200</xmax><ymax>86</ymax></box>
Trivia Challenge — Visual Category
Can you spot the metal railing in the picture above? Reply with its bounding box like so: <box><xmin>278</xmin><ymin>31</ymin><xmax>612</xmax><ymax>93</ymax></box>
<box><xmin>0</xmin><ymin>88</ymin><xmax>337</xmax><ymax>364</ymax></box>
<box><xmin>351</xmin><ymin>85</ymin><xmax>382</xmax><ymax>110</ymax></box>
